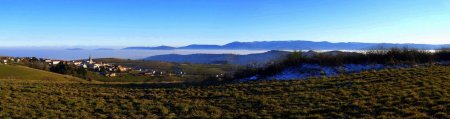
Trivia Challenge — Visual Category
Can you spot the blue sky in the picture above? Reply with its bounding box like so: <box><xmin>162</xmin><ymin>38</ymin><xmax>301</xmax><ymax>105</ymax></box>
<box><xmin>0</xmin><ymin>0</ymin><xmax>449</xmax><ymax>47</ymax></box>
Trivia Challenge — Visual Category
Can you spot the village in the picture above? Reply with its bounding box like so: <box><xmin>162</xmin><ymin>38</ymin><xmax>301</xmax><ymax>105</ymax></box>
<box><xmin>0</xmin><ymin>56</ymin><xmax>186</xmax><ymax>78</ymax></box>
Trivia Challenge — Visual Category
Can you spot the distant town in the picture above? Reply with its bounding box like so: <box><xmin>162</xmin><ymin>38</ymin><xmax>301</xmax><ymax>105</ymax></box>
<box><xmin>0</xmin><ymin>56</ymin><xmax>186</xmax><ymax>78</ymax></box>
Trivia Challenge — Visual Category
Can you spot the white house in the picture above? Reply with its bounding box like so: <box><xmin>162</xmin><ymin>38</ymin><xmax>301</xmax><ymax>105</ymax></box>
<box><xmin>73</xmin><ymin>61</ymin><xmax>82</xmax><ymax>66</ymax></box>
<box><xmin>45</xmin><ymin>60</ymin><xmax>52</xmax><ymax>63</ymax></box>
<box><xmin>106</xmin><ymin>73</ymin><xmax>117</xmax><ymax>77</ymax></box>
<box><xmin>1</xmin><ymin>59</ymin><xmax>7</xmax><ymax>64</ymax></box>
<box><xmin>82</xmin><ymin>64</ymin><xmax>88</xmax><ymax>69</ymax></box>
<box><xmin>89</xmin><ymin>64</ymin><xmax>101</xmax><ymax>70</ymax></box>
<box><xmin>52</xmin><ymin>61</ymin><xmax>62</xmax><ymax>65</ymax></box>
<box><xmin>14</xmin><ymin>58</ymin><xmax>21</xmax><ymax>62</ymax></box>
<box><xmin>117</xmin><ymin>66</ymin><xmax>129</xmax><ymax>72</ymax></box>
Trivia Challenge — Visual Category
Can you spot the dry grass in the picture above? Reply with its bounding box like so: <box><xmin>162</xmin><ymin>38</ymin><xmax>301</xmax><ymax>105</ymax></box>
<box><xmin>1</xmin><ymin>64</ymin><xmax>450</xmax><ymax>118</ymax></box>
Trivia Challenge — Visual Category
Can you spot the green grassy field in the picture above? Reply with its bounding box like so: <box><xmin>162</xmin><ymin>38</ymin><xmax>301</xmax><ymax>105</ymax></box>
<box><xmin>0</xmin><ymin>64</ymin><xmax>89</xmax><ymax>83</ymax></box>
<box><xmin>1</xmin><ymin>64</ymin><xmax>450</xmax><ymax>118</ymax></box>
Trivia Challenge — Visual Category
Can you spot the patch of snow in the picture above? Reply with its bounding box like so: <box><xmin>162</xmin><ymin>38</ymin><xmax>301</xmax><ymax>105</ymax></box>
<box><xmin>266</xmin><ymin>64</ymin><xmax>392</xmax><ymax>80</ymax></box>
<box><xmin>269</xmin><ymin>69</ymin><xmax>310</xmax><ymax>80</ymax></box>
<box><xmin>268</xmin><ymin>64</ymin><xmax>338</xmax><ymax>80</ymax></box>
<box><xmin>342</xmin><ymin>64</ymin><xmax>384</xmax><ymax>73</ymax></box>
<box><xmin>322</xmin><ymin>67</ymin><xmax>338</xmax><ymax>77</ymax></box>
<box><xmin>241</xmin><ymin>63</ymin><xmax>425</xmax><ymax>81</ymax></box>
<box><xmin>239</xmin><ymin>75</ymin><xmax>259</xmax><ymax>82</ymax></box>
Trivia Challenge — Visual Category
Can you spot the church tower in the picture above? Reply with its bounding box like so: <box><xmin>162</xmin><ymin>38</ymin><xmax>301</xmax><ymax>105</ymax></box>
<box><xmin>89</xmin><ymin>55</ymin><xmax>94</xmax><ymax>64</ymax></box>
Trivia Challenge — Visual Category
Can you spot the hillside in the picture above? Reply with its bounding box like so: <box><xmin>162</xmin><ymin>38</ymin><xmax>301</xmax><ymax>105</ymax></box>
<box><xmin>1</xmin><ymin>65</ymin><xmax>450</xmax><ymax>118</ymax></box>
<box><xmin>0</xmin><ymin>64</ymin><xmax>88</xmax><ymax>83</ymax></box>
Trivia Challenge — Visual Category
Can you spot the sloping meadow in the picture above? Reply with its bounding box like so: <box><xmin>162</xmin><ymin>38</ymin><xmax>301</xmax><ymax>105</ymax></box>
<box><xmin>1</xmin><ymin>65</ymin><xmax>450</xmax><ymax>118</ymax></box>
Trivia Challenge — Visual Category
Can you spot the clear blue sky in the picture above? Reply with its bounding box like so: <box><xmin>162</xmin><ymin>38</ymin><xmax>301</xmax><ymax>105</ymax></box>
<box><xmin>1</xmin><ymin>0</ymin><xmax>450</xmax><ymax>47</ymax></box>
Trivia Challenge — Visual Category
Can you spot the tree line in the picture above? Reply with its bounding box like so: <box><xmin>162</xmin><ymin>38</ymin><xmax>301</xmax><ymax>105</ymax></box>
<box><xmin>17</xmin><ymin>58</ymin><xmax>89</xmax><ymax>80</ymax></box>
<box><xmin>50</xmin><ymin>62</ymin><xmax>88</xmax><ymax>79</ymax></box>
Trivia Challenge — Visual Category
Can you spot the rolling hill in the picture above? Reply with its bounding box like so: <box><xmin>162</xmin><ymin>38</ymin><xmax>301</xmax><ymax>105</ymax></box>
<box><xmin>0</xmin><ymin>64</ymin><xmax>88</xmax><ymax>83</ymax></box>
<box><xmin>1</xmin><ymin>65</ymin><xmax>450</xmax><ymax>118</ymax></box>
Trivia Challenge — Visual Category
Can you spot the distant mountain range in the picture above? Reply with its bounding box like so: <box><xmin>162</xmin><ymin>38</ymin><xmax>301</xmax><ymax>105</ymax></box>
<box><xmin>124</xmin><ymin>46</ymin><xmax>176</xmax><ymax>50</ymax></box>
<box><xmin>124</xmin><ymin>40</ymin><xmax>450</xmax><ymax>50</ymax></box>
<box><xmin>144</xmin><ymin>50</ymin><xmax>291</xmax><ymax>65</ymax></box>
<box><xmin>143</xmin><ymin>50</ymin><xmax>361</xmax><ymax>65</ymax></box>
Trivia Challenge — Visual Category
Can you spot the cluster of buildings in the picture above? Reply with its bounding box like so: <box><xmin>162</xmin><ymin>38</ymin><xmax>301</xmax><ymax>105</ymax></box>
<box><xmin>44</xmin><ymin>59</ymin><xmax>63</xmax><ymax>65</ymax></box>
<box><xmin>0</xmin><ymin>56</ymin><xmax>131</xmax><ymax>77</ymax></box>
<box><xmin>0</xmin><ymin>57</ymin><xmax>23</xmax><ymax>65</ymax></box>
<box><xmin>1</xmin><ymin>56</ymin><xmax>63</xmax><ymax>65</ymax></box>
<box><xmin>1</xmin><ymin>56</ymin><xmax>187</xmax><ymax>78</ymax></box>
<box><xmin>69</xmin><ymin>56</ymin><xmax>185</xmax><ymax>78</ymax></box>
<box><xmin>71</xmin><ymin>56</ymin><xmax>116</xmax><ymax>71</ymax></box>
<box><xmin>69</xmin><ymin>56</ymin><xmax>135</xmax><ymax>77</ymax></box>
